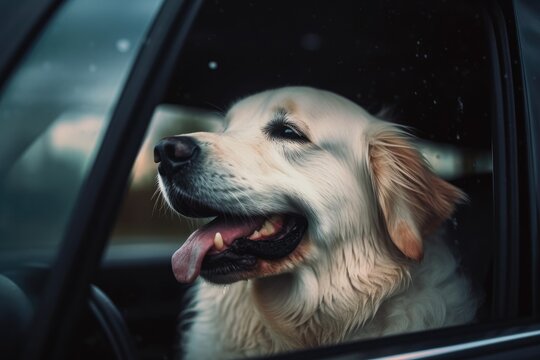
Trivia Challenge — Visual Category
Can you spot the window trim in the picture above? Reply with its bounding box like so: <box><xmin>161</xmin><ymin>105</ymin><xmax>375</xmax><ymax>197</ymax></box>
<box><xmin>511</xmin><ymin>0</ymin><xmax>540</xmax><ymax>318</ymax></box>
<box><xmin>22</xmin><ymin>1</ymin><xmax>203</xmax><ymax>358</ymax></box>
<box><xmin>487</xmin><ymin>0</ymin><xmax>522</xmax><ymax>320</ymax></box>
<box><xmin>257</xmin><ymin>321</ymin><xmax>540</xmax><ymax>360</ymax></box>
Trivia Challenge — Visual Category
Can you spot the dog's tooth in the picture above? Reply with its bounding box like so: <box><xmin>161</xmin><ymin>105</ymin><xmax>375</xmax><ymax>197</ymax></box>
<box><xmin>214</xmin><ymin>232</ymin><xmax>224</xmax><ymax>250</ymax></box>
<box><xmin>248</xmin><ymin>230</ymin><xmax>261</xmax><ymax>240</ymax></box>
<box><xmin>259</xmin><ymin>220</ymin><xmax>276</xmax><ymax>236</ymax></box>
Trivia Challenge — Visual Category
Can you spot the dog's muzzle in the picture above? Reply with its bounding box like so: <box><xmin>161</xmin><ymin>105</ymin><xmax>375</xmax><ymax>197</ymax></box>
<box><xmin>154</xmin><ymin>135</ymin><xmax>309</xmax><ymax>285</ymax></box>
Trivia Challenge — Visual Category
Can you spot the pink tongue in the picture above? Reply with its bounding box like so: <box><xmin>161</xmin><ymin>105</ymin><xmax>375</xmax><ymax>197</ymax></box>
<box><xmin>171</xmin><ymin>216</ymin><xmax>265</xmax><ymax>283</ymax></box>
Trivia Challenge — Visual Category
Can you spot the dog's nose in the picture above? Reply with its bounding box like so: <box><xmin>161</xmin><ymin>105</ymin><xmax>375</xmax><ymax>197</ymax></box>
<box><xmin>154</xmin><ymin>136</ymin><xmax>200</xmax><ymax>173</ymax></box>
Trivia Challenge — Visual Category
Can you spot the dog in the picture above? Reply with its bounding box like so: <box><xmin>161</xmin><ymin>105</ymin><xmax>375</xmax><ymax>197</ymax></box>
<box><xmin>154</xmin><ymin>87</ymin><xmax>477</xmax><ymax>359</ymax></box>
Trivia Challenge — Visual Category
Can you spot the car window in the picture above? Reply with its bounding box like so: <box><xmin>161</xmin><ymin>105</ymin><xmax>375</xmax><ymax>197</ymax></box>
<box><xmin>0</xmin><ymin>0</ymin><xmax>163</xmax><ymax>295</ymax></box>
<box><xmin>108</xmin><ymin>0</ymin><xmax>497</xmax><ymax>358</ymax></box>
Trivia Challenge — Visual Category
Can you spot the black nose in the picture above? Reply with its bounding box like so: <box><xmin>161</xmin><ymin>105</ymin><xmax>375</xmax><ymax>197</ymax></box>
<box><xmin>154</xmin><ymin>136</ymin><xmax>200</xmax><ymax>174</ymax></box>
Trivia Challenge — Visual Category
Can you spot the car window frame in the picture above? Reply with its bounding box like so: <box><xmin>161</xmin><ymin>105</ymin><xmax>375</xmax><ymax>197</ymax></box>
<box><xmin>488</xmin><ymin>0</ymin><xmax>522</xmax><ymax>321</ymax></box>
<box><xmin>22</xmin><ymin>1</ymin><xmax>203</xmax><ymax>359</ymax></box>
<box><xmin>512</xmin><ymin>0</ymin><xmax>540</xmax><ymax>318</ymax></box>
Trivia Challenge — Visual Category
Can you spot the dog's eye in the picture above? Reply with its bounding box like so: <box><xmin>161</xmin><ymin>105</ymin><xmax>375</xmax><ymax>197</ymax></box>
<box><xmin>279</xmin><ymin>125</ymin><xmax>305</xmax><ymax>140</ymax></box>
<box><xmin>265</xmin><ymin>121</ymin><xmax>309</xmax><ymax>142</ymax></box>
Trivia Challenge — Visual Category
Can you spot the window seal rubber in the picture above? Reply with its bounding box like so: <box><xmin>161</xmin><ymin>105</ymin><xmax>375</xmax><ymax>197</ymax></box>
<box><xmin>485</xmin><ymin>0</ymin><xmax>522</xmax><ymax>321</ymax></box>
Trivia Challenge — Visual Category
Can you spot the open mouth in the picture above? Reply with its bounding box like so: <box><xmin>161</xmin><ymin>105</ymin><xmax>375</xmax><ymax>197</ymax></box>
<box><xmin>170</xmin><ymin>203</ymin><xmax>308</xmax><ymax>284</ymax></box>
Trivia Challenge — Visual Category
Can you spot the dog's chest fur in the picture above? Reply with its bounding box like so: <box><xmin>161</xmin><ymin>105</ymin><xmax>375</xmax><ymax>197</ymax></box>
<box><xmin>181</xmin><ymin>238</ymin><xmax>477</xmax><ymax>360</ymax></box>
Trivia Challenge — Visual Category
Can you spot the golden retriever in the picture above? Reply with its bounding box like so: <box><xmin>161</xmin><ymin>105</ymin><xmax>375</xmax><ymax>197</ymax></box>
<box><xmin>154</xmin><ymin>87</ymin><xmax>477</xmax><ymax>359</ymax></box>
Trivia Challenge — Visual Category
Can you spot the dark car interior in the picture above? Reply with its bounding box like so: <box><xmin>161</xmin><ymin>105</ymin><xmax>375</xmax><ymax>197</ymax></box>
<box><xmin>2</xmin><ymin>0</ymin><xmax>517</xmax><ymax>359</ymax></box>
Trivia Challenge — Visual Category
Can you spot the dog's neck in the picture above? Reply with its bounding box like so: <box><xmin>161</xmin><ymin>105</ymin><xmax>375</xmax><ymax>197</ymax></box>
<box><xmin>188</xmin><ymin>236</ymin><xmax>475</xmax><ymax>359</ymax></box>
<box><xmin>250</xmin><ymin>238</ymin><xmax>411</xmax><ymax>349</ymax></box>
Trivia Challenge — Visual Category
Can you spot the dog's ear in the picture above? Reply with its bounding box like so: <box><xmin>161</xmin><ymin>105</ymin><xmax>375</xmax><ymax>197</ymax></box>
<box><xmin>368</xmin><ymin>124</ymin><xmax>465</xmax><ymax>261</ymax></box>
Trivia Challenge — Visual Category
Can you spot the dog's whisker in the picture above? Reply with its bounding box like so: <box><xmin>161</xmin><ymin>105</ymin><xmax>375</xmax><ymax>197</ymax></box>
<box><xmin>151</xmin><ymin>186</ymin><xmax>163</xmax><ymax>217</ymax></box>
<box><xmin>225</xmin><ymin>190</ymin><xmax>251</xmax><ymax>220</ymax></box>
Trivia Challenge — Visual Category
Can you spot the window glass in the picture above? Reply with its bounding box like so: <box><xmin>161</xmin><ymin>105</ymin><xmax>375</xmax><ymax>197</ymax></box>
<box><xmin>0</xmin><ymin>0</ymin><xmax>163</xmax><ymax>266</ymax></box>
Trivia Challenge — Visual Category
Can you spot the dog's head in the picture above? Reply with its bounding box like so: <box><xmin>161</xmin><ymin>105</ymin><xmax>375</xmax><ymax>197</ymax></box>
<box><xmin>155</xmin><ymin>87</ymin><xmax>464</xmax><ymax>284</ymax></box>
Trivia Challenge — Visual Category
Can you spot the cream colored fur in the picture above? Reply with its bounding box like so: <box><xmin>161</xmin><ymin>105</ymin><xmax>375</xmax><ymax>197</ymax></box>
<box><xmin>167</xmin><ymin>87</ymin><xmax>477</xmax><ymax>359</ymax></box>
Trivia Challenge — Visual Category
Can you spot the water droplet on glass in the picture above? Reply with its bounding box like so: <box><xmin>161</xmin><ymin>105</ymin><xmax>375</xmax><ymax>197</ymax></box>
<box><xmin>433</xmin><ymin>99</ymin><xmax>438</xmax><ymax>104</ymax></box>
<box><xmin>301</xmin><ymin>33</ymin><xmax>322</xmax><ymax>51</ymax></box>
<box><xmin>456</xmin><ymin>134</ymin><xmax>461</xmax><ymax>140</ymax></box>
<box><xmin>457</xmin><ymin>97</ymin><xmax>464</xmax><ymax>113</ymax></box>
<box><xmin>116</xmin><ymin>39</ymin><xmax>131</xmax><ymax>53</ymax></box>
<box><xmin>208</xmin><ymin>61</ymin><xmax>218</xmax><ymax>70</ymax></box>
